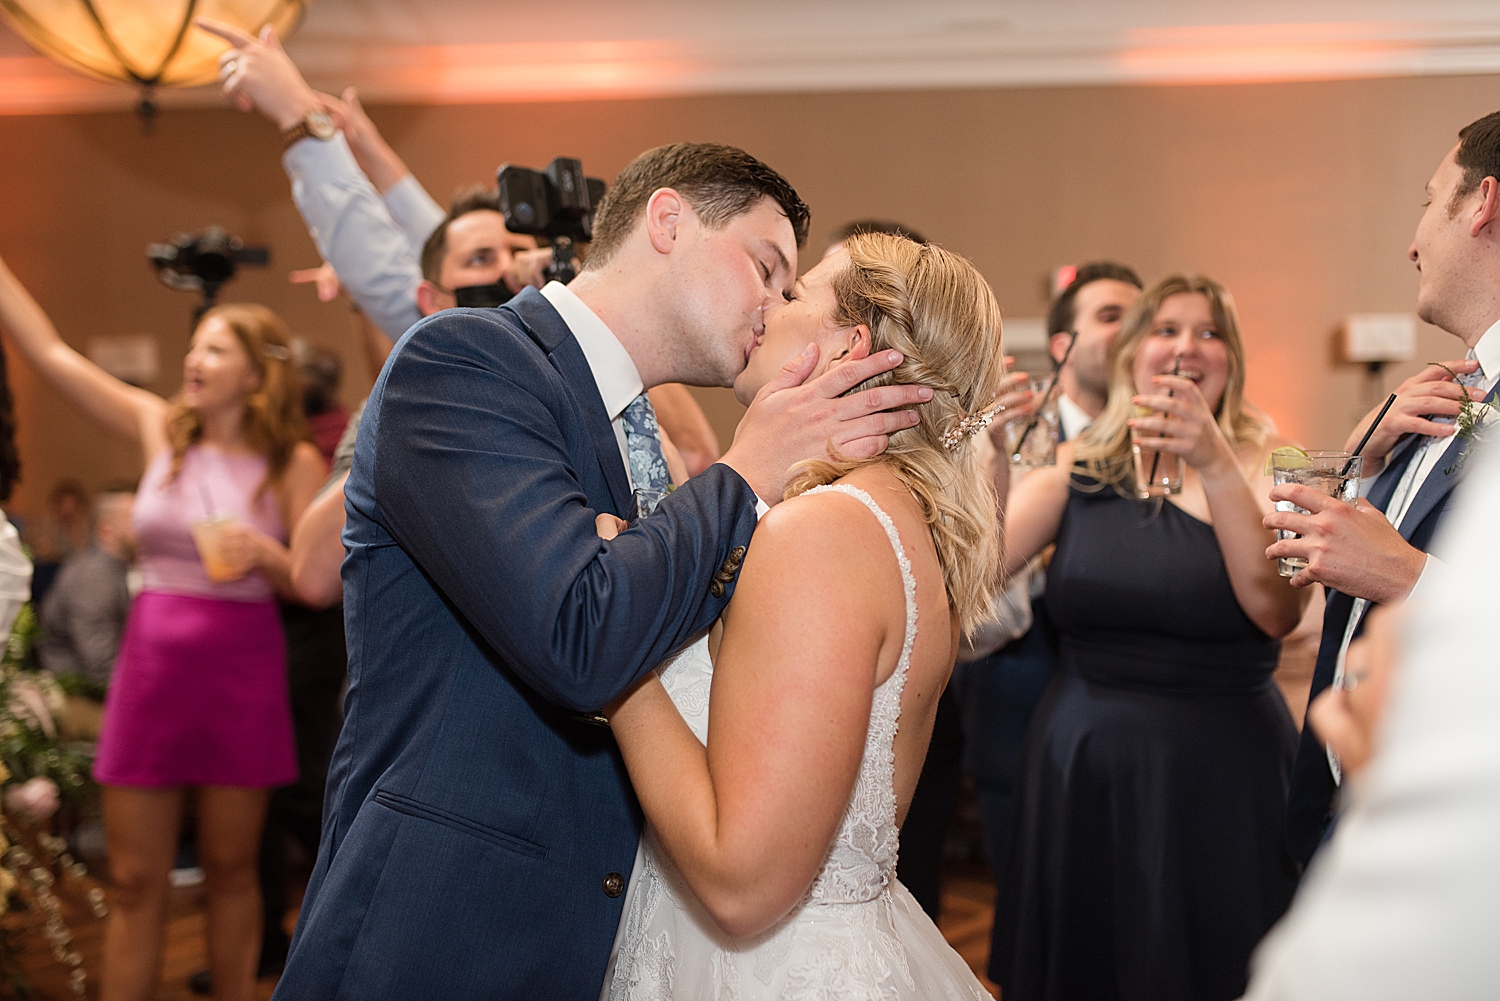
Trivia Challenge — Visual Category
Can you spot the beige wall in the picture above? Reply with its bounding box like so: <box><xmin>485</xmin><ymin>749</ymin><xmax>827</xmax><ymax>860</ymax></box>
<box><xmin>0</xmin><ymin>73</ymin><xmax>1496</xmax><ymax>520</ymax></box>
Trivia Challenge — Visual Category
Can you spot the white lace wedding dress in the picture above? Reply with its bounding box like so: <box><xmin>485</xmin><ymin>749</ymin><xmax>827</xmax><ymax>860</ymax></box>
<box><xmin>602</xmin><ymin>485</ymin><xmax>990</xmax><ymax>1000</ymax></box>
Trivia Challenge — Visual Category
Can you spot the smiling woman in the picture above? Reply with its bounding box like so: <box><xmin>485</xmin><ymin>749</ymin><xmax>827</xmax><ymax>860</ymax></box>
<box><xmin>991</xmin><ymin>273</ymin><xmax>1312</xmax><ymax>1001</ymax></box>
<box><xmin>0</xmin><ymin>254</ymin><xmax>326</xmax><ymax>1001</ymax></box>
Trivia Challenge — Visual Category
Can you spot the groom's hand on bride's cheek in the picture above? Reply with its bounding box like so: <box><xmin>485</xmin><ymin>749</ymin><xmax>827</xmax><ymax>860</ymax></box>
<box><xmin>720</xmin><ymin>346</ymin><xmax>933</xmax><ymax>504</ymax></box>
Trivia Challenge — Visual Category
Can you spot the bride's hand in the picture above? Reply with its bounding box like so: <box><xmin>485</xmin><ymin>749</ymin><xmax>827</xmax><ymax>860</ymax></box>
<box><xmin>1128</xmin><ymin>375</ymin><xmax>1238</xmax><ymax>478</ymax></box>
<box><xmin>595</xmin><ymin>513</ymin><xmax>628</xmax><ymax>540</ymax></box>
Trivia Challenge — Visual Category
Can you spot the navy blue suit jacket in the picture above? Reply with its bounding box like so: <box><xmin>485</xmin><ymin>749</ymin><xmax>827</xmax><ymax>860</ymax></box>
<box><xmin>1285</xmin><ymin>385</ymin><xmax>1497</xmax><ymax>864</ymax></box>
<box><xmin>273</xmin><ymin>289</ymin><xmax>760</xmax><ymax>999</ymax></box>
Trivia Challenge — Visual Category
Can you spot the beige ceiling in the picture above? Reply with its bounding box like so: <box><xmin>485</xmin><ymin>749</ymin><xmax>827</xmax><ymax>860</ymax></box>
<box><xmin>4</xmin><ymin>0</ymin><xmax>1500</xmax><ymax>113</ymax></box>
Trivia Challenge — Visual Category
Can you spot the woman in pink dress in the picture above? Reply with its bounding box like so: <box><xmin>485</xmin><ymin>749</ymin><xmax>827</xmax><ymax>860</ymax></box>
<box><xmin>0</xmin><ymin>256</ymin><xmax>325</xmax><ymax>1001</ymax></box>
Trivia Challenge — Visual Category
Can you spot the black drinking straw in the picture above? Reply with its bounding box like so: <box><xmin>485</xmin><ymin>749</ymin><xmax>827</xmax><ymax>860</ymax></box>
<box><xmin>1145</xmin><ymin>354</ymin><xmax>1182</xmax><ymax>488</ymax></box>
<box><xmin>1013</xmin><ymin>330</ymin><xmax>1078</xmax><ymax>457</ymax></box>
<box><xmin>1342</xmin><ymin>393</ymin><xmax>1398</xmax><ymax>476</ymax></box>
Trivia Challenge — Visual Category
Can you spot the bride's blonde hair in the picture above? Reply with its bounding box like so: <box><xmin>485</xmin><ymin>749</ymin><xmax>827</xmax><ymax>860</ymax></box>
<box><xmin>786</xmin><ymin>233</ymin><xmax>1004</xmax><ymax>635</ymax></box>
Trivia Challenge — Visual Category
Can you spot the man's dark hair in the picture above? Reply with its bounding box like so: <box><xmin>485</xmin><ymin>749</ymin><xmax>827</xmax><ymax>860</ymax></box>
<box><xmin>1046</xmin><ymin>261</ymin><xmax>1144</xmax><ymax>337</ymax></box>
<box><xmin>585</xmin><ymin>143</ymin><xmax>810</xmax><ymax>269</ymax></box>
<box><xmin>829</xmin><ymin>219</ymin><xmax>927</xmax><ymax>246</ymax></box>
<box><xmin>420</xmin><ymin>186</ymin><xmax>503</xmax><ymax>283</ymax></box>
<box><xmin>1452</xmin><ymin>110</ymin><xmax>1500</xmax><ymax>213</ymax></box>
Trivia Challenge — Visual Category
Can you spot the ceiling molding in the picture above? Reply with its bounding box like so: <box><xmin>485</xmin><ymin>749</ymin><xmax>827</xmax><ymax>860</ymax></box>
<box><xmin>3</xmin><ymin>8</ymin><xmax>1500</xmax><ymax>115</ymax></box>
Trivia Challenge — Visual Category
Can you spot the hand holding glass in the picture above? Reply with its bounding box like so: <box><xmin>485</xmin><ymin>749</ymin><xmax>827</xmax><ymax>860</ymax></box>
<box><xmin>1270</xmin><ymin>450</ymin><xmax>1363</xmax><ymax>577</ymax></box>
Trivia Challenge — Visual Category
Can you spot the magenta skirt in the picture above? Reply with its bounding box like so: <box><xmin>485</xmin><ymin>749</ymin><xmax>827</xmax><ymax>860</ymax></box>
<box><xmin>93</xmin><ymin>591</ymin><xmax>297</xmax><ymax>788</ymax></box>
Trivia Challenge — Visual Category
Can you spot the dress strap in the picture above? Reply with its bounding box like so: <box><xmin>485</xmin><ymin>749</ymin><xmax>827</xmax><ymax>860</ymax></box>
<box><xmin>803</xmin><ymin>484</ymin><xmax>918</xmax><ymax>693</ymax></box>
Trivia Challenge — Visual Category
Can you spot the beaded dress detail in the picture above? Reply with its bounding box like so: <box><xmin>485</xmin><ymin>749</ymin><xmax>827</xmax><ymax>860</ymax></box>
<box><xmin>603</xmin><ymin>484</ymin><xmax>988</xmax><ymax>1000</ymax></box>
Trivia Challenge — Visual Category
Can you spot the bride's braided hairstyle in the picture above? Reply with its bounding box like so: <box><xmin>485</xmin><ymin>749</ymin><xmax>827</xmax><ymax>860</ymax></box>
<box><xmin>786</xmin><ymin>232</ymin><xmax>1005</xmax><ymax>635</ymax></box>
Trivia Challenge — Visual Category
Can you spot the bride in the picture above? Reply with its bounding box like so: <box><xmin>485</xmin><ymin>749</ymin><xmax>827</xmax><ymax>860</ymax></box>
<box><xmin>599</xmin><ymin>231</ymin><xmax>1023</xmax><ymax>998</ymax></box>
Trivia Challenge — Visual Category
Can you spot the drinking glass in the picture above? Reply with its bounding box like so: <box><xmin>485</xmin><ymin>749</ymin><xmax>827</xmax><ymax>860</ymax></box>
<box><xmin>190</xmin><ymin>514</ymin><xmax>241</xmax><ymax>583</ymax></box>
<box><xmin>1130</xmin><ymin>405</ymin><xmax>1182</xmax><ymax>498</ymax></box>
<box><xmin>1271</xmin><ymin>451</ymin><xmax>1363</xmax><ymax>577</ymax></box>
<box><xmin>1004</xmin><ymin>378</ymin><xmax>1059</xmax><ymax>468</ymax></box>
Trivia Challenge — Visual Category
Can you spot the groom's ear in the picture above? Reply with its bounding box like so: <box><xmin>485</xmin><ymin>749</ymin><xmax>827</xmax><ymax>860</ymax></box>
<box><xmin>825</xmin><ymin>325</ymin><xmax>873</xmax><ymax>370</ymax></box>
<box><xmin>644</xmin><ymin>188</ymin><xmax>684</xmax><ymax>255</ymax></box>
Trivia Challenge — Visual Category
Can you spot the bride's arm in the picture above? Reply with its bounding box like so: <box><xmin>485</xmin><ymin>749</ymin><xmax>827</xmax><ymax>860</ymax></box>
<box><xmin>607</xmin><ymin>491</ymin><xmax>895</xmax><ymax>939</ymax></box>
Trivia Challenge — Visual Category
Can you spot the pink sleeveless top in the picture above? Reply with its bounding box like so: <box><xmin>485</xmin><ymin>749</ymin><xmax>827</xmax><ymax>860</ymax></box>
<box><xmin>133</xmin><ymin>446</ymin><xmax>287</xmax><ymax>602</ymax></box>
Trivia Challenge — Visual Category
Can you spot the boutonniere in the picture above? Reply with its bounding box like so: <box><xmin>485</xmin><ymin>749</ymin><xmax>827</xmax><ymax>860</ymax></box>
<box><xmin>1434</xmin><ymin>363</ymin><xmax>1497</xmax><ymax>475</ymax></box>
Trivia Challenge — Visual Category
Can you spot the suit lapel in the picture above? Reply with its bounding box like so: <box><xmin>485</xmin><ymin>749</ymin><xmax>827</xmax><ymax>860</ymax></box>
<box><xmin>1393</xmin><ymin>381</ymin><xmax>1500</xmax><ymax>541</ymax></box>
<box><xmin>503</xmin><ymin>289</ymin><xmax>634</xmax><ymax>516</ymax></box>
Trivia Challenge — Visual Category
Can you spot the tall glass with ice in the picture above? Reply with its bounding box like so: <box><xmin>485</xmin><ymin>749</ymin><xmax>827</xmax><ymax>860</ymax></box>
<box><xmin>1270</xmin><ymin>450</ymin><xmax>1362</xmax><ymax>577</ymax></box>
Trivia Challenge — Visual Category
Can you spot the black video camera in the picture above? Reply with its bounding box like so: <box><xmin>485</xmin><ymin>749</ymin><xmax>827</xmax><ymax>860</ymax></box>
<box><xmin>497</xmin><ymin>157</ymin><xmax>606</xmax><ymax>286</ymax></box>
<box><xmin>147</xmin><ymin>227</ymin><xmax>269</xmax><ymax>315</ymax></box>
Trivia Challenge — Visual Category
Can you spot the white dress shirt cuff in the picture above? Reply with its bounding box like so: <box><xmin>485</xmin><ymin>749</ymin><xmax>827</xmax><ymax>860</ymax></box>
<box><xmin>1404</xmin><ymin>553</ymin><xmax>1442</xmax><ymax>603</ymax></box>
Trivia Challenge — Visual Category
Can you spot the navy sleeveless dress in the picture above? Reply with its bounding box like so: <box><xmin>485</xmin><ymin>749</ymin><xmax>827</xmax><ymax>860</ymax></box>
<box><xmin>991</xmin><ymin>478</ymin><xmax>1299</xmax><ymax>1001</ymax></box>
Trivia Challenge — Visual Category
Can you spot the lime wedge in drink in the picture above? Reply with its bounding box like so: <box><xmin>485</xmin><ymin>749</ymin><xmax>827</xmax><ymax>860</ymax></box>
<box><xmin>1263</xmin><ymin>445</ymin><xmax>1312</xmax><ymax>476</ymax></box>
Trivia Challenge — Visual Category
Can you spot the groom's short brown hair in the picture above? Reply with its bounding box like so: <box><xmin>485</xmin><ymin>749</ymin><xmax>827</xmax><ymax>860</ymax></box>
<box><xmin>584</xmin><ymin>143</ymin><xmax>810</xmax><ymax>269</ymax></box>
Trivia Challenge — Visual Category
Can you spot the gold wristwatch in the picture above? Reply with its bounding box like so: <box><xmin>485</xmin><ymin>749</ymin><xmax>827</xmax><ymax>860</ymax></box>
<box><xmin>282</xmin><ymin>110</ymin><xmax>336</xmax><ymax>149</ymax></box>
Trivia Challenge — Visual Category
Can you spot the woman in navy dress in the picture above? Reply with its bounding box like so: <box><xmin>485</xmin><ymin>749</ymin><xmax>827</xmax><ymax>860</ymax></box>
<box><xmin>992</xmin><ymin>275</ymin><xmax>1310</xmax><ymax>1001</ymax></box>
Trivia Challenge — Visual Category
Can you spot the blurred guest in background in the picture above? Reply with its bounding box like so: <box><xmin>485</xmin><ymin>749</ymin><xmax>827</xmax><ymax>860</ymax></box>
<box><xmin>37</xmin><ymin>485</ymin><xmax>135</xmax><ymax>740</ymax></box>
<box><xmin>28</xmin><ymin>477</ymin><xmax>91</xmax><ymax>603</ymax></box>
<box><xmin>961</xmin><ymin>263</ymin><xmax>1141</xmax><ymax>929</ymax></box>
<box><xmin>1270</xmin><ymin>108</ymin><xmax>1500</xmax><ymax>870</ymax></box>
<box><xmin>993</xmin><ymin>274</ymin><xmax>1308</xmax><ymax>1001</ymax></box>
<box><xmin>293</xmin><ymin>341</ymin><xmax>347</xmax><ymax>465</ymax></box>
<box><xmin>202</xmin><ymin>18</ymin><xmax>722</xmax><ymax>476</ymax></box>
<box><xmin>0</xmin><ymin>254</ymin><xmax>324</xmax><ymax>1001</ymax></box>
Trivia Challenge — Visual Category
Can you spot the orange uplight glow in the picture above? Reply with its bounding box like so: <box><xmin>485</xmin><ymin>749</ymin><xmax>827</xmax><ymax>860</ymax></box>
<box><xmin>1115</xmin><ymin>22</ymin><xmax>1418</xmax><ymax>85</ymax></box>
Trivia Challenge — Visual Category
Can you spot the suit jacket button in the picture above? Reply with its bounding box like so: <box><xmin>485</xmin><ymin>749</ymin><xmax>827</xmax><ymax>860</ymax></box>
<box><xmin>603</xmin><ymin>872</ymin><xmax>625</xmax><ymax>898</ymax></box>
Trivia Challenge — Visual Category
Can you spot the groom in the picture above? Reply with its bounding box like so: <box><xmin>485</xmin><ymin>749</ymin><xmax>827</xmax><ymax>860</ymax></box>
<box><xmin>271</xmin><ymin>144</ymin><xmax>930</xmax><ymax>999</ymax></box>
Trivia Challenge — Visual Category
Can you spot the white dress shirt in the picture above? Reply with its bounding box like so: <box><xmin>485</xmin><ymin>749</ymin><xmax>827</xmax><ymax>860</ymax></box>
<box><xmin>539</xmin><ymin>282</ymin><xmax>642</xmax><ymax>484</ymax></box>
<box><xmin>1057</xmin><ymin>392</ymin><xmax>1094</xmax><ymax>444</ymax></box>
<box><xmin>1327</xmin><ymin>318</ymin><xmax>1500</xmax><ymax>782</ymax></box>
<box><xmin>282</xmin><ymin>134</ymin><xmax>437</xmax><ymax>342</ymax></box>
<box><xmin>1240</xmin><ymin>433</ymin><xmax>1500</xmax><ymax>1001</ymax></box>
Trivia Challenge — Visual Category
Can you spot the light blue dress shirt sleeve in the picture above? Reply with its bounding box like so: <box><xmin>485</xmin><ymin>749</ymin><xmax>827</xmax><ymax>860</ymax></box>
<box><xmin>281</xmin><ymin>134</ymin><xmax>423</xmax><ymax>342</ymax></box>
<box><xmin>381</xmin><ymin>174</ymin><xmax>446</xmax><ymax>258</ymax></box>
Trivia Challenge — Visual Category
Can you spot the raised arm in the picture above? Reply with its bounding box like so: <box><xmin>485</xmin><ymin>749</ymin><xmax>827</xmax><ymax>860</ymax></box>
<box><xmin>316</xmin><ymin>87</ymin><xmax>445</xmax><ymax>253</ymax></box>
<box><xmin>607</xmin><ymin>491</ymin><xmax>894</xmax><ymax>937</ymax></box>
<box><xmin>0</xmin><ymin>256</ymin><xmax>165</xmax><ymax>452</ymax></box>
<box><xmin>199</xmin><ymin>19</ymin><xmax>426</xmax><ymax>343</ymax></box>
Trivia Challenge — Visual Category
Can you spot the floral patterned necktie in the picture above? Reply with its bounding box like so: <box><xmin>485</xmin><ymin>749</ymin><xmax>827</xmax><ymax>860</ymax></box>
<box><xmin>622</xmin><ymin>393</ymin><xmax>670</xmax><ymax>517</ymax></box>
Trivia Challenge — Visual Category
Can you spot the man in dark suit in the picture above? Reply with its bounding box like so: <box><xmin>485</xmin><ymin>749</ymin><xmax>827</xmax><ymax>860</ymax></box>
<box><xmin>1267</xmin><ymin>109</ymin><xmax>1500</xmax><ymax>868</ymax></box>
<box><xmin>272</xmin><ymin>144</ymin><xmax>933</xmax><ymax>1000</ymax></box>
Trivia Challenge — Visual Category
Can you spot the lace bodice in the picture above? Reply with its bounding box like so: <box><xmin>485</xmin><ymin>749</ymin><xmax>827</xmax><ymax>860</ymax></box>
<box><xmin>656</xmin><ymin>483</ymin><xmax>916</xmax><ymax>904</ymax></box>
<box><xmin>605</xmin><ymin>484</ymin><xmax>987</xmax><ymax>1000</ymax></box>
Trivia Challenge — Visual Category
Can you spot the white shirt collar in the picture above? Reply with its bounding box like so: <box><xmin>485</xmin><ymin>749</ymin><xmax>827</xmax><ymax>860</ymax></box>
<box><xmin>1471</xmin><ymin>316</ymin><xmax>1500</xmax><ymax>389</ymax></box>
<box><xmin>1057</xmin><ymin>392</ymin><xmax>1094</xmax><ymax>442</ymax></box>
<box><xmin>540</xmin><ymin>281</ymin><xmax>642</xmax><ymax>421</ymax></box>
